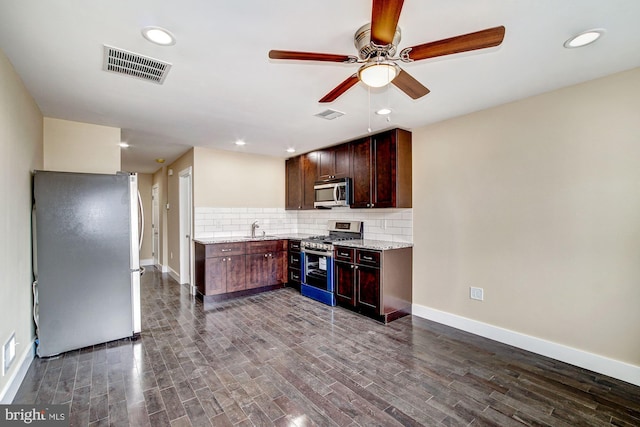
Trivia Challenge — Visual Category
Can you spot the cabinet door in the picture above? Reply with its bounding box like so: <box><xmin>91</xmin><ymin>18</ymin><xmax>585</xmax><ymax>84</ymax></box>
<box><xmin>226</xmin><ymin>255</ymin><xmax>246</xmax><ymax>293</ymax></box>
<box><xmin>204</xmin><ymin>257</ymin><xmax>226</xmax><ymax>295</ymax></box>
<box><xmin>246</xmin><ymin>253</ymin><xmax>268</xmax><ymax>289</ymax></box>
<box><xmin>270</xmin><ymin>251</ymin><xmax>287</xmax><ymax>285</ymax></box>
<box><xmin>333</xmin><ymin>144</ymin><xmax>350</xmax><ymax>179</ymax></box>
<box><xmin>285</xmin><ymin>156</ymin><xmax>302</xmax><ymax>210</ymax></box>
<box><xmin>350</xmin><ymin>137</ymin><xmax>373</xmax><ymax>208</ymax></box>
<box><xmin>356</xmin><ymin>265</ymin><xmax>381</xmax><ymax>313</ymax></box>
<box><xmin>302</xmin><ymin>153</ymin><xmax>317</xmax><ymax>209</ymax></box>
<box><xmin>372</xmin><ymin>130</ymin><xmax>396</xmax><ymax>208</ymax></box>
<box><xmin>317</xmin><ymin>149</ymin><xmax>335</xmax><ymax>181</ymax></box>
<box><xmin>335</xmin><ymin>261</ymin><xmax>356</xmax><ymax>307</ymax></box>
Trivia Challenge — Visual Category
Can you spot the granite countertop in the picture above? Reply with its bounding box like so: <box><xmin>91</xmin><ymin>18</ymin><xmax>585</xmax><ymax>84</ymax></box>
<box><xmin>193</xmin><ymin>233</ymin><xmax>313</xmax><ymax>245</ymax></box>
<box><xmin>333</xmin><ymin>239</ymin><xmax>413</xmax><ymax>251</ymax></box>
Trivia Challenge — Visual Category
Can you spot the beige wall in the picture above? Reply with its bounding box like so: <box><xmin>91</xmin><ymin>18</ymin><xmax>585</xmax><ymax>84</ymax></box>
<box><xmin>413</xmin><ymin>67</ymin><xmax>640</xmax><ymax>366</ymax></box>
<box><xmin>43</xmin><ymin>117</ymin><xmax>120</xmax><ymax>174</ymax></box>
<box><xmin>166</xmin><ymin>150</ymin><xmax>194</xmax><ymax>276</ymax></box>
<box><xmin>193</xmin><ymin>146</ymin><xmax>284</xmax><ymax>208</ymax></box>
<box><xmin>0</xmin><ymin>50</ymin><xmax>43</xmax><ymax>400</ymax></box>
<box><xmin>137</xmin><ymin>173</ymin><xmax>153</xmax><ymax>264</ymax></box>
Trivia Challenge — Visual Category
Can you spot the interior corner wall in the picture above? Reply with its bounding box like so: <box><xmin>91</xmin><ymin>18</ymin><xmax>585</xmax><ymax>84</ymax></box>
<box><xmin>412</xmin><ymin>67</ymin><xmax>640</xmax><ymax>368</ymax></box>
<box><xmin>43</xmin><ymin>117</ymin><xmax>121</xmax><ymax>174</ymax></box>
<box><xmin>193</xmin><ymin>146</ymin><xmax>285</xmax><ymax>208</ymax></box>
<box><xmin>0</xmin><ymin>49</ymin><xmax>43</xmax><ymax>402</ymax></box>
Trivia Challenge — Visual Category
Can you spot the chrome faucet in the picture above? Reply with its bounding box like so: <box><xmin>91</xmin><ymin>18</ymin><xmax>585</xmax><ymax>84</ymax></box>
<box><xmin>251</xmin><ymin>220</ymin><xmax>260</xmax><ymax>238</ymax></box>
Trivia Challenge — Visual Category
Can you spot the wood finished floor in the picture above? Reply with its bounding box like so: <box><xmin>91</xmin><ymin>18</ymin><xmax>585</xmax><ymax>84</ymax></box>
<box><xmin>13</xmin><ymin>268</ymin><xmax>640</xmax><ymax>426</ymax></box>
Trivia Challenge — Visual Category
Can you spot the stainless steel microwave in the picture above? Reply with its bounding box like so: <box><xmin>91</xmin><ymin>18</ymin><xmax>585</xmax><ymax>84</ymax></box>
<box><xmin>314</xmin><ymin>178</ymin><xmax>350</xmax><ymax>208</ymax></box>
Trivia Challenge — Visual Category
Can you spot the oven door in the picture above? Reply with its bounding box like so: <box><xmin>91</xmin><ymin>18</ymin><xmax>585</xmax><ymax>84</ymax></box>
<box><xmin>302</xmin><ymin>249</ymin><xmax>332</xmax><ymax>291</ymax></box>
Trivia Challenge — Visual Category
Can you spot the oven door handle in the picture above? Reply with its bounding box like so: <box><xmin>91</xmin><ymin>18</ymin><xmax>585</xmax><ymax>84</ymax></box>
<box><xmin>302</xmin><ymin>249</ymin><xmax>332</xmax><ymax>257</ymax></box>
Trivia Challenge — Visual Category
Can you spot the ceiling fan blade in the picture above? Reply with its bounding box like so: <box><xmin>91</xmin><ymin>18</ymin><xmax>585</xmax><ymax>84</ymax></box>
<box><xmin>405</xmin><ymin>26</ymin><xmax>505</xmax><ymax>61</ymax></box>
<box><xmin>370</xmin><ymin>0</ymin><xmax>404</xmax><ymax>45</ymax></box>
<box><xmin>319</xmin><ymin>74</ymin><xmax>360</xmax><ymax>103</ymax></box>
<box><xmin>269</xmin><ymin>50</ymin><xmax>356</xmax><ymax>63</ymax></box>
<box><xmin>391</xmin><ymin>69</ymin><xmax>430</xmax><ymax>99</ymax></box>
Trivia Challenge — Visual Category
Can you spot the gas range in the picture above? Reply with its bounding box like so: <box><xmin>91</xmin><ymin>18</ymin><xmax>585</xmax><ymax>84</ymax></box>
<box><xmin>300</xmin><ymin>220</ymin><xmax>363</xmax><ymax>253</ymax></box>
<box><xmin>300</xmin><ymin>220</ymin><xmax>363</xmax><ymax>307</ymax></box>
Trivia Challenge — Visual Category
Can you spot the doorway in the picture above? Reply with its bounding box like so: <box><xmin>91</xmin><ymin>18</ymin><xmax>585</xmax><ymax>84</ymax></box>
<box><xmin>152</xmin><ymin>184</ymin><xmax>160</xmax><ymax>267</ymax></box>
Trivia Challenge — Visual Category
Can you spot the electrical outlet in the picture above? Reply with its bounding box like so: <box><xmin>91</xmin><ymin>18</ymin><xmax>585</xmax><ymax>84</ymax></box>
<box><xmin>3</xmin><ymin>333</ymin><xmax>16</xmax><ymax>376</ymax></box>
<box><xmin>470</xmin><ymin>287</ymin><xmax>484</xmax><ymax>301</ymax></box>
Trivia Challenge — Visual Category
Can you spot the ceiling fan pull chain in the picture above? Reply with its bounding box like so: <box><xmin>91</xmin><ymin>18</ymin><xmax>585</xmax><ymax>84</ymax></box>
<box><xmin>367</xmin><ymin>86</ymin><xmax>372</xmax><ymax>133</ymax></box>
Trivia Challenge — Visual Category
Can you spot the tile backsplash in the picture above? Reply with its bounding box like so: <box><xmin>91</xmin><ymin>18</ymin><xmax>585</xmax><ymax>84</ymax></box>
<box><xmin>194</xmin><ymin>207</ymin><xmax>413</xmax><ymax>243</ymax></box>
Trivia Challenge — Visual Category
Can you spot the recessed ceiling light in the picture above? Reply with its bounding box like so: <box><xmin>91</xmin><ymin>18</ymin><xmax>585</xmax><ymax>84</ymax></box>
<box><xmin>141</xmin><ymin>26</ymin><xmax>176</xmax><ymax>46</ymax></box>
<box><xmin>235</xmin><ymin>140</ymin><xmax>246</xmax><ymax>146</ymax></box>
<box><xmin>286</xmin><ymin>148</ymin><xmax>296</xmax><ymax>153</ymax></box>
<box><xmin>119</xmin><ymin>142</ymin><xmax>129</xmax><ymax>148</ymax></box>
<box><xmin>155</xmin><ymin>158</ymin><xmax>165</xmax><ymax>164</ymax></box>
<box><xmin>564</xmin><ymin>28</ymin><xmax>605</xmax><ymax>48</ymax></box>
<box><xmin>376</xmin><ymin>108</ymin><xmax>392</xmax><ymax>115</ymax></box>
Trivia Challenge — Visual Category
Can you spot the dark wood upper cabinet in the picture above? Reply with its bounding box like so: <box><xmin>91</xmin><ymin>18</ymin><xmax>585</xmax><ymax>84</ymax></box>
<box><xmin>285</xmin><ymin>128</ymin><xmax>411</xmax><ymax>210</ymax></box>
<box><xmin>317</xmin><ymin>144</ymin><xmax>350</xmax><ymax>180</ymax></box>
<box><xmin>350</xmin><ymin>128</ymin><xmax>412</xmax><ymax>209</ymax></box>
<box><xmin>285</xmin><ymin>153</ymin><xmax>316</xmax><ymax>210</ymax></box>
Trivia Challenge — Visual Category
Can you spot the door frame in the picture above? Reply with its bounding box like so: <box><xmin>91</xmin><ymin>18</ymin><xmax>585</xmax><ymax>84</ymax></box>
<box><xmin>151</xmin><ymin>184</ymin><xmax>160</xmax><ymax>267</ymax></box>
<box><xmin>178</xmin><ymin>167</ymin><xmax>193</xmax><ymax>290</ymax></box>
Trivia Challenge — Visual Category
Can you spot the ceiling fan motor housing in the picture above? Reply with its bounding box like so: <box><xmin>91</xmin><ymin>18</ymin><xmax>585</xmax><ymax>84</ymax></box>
<box><xmin>354</xmin><ymin>23</ymin><xmax>401</xmax><ymax>60</ymax></box>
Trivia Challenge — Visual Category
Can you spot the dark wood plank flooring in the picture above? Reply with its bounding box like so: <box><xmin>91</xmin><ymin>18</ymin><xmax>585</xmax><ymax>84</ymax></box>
<box><xmin>13</xmin><ymin>268</ymin><xmax>640</xmax><ymax>426</ymax></box>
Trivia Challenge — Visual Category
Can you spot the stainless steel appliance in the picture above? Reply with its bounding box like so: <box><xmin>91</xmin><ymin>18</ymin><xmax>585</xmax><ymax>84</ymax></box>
<box><xmin>314</xmin><ymin>178</ymin><xmax>350</xmax><ymax>208</ymax></box>
<box><xmin>300</xmin><ymin>220</ymin><xmax>363</xmax><ymax>306</ymax></box>
<box><xmin>32</xmin><ymin>170</ymin><xmax>142</xmax><ymax>357</ymax></box>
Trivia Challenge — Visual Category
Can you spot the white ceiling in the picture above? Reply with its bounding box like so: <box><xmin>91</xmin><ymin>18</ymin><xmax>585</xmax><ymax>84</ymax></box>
<box><xmin>1</xmin><ymin>0</ymin><xmax>639</xmax><ymax>174</ymax></box>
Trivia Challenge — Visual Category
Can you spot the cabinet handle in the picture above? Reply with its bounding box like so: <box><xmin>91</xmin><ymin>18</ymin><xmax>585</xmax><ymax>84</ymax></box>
<box><xmin>355</xmin><ymin>266</ymin><xmax>359</xmax><ymax>270</ymax></box>
<box><xmin>350</xmin><ymin>265</ymin><xmax>354</xmax><ymax>269</ymax></box>
<box><xmin>371</xmin><ymin>203</ymin><xmax>375</xmax><ymax>208</ymax></box>
<box><xmin>221</xmin><ymin>249</ymin><xmax>232</xmax><ymax>252</ymax></box>
<box><xmin>366</xmin><ymin>203</ymin><xmax>370</xmax><ymax>207</ymax></box>
<box><xmin>264</xmin><ymin>254</ymin><xmax>268</xmax><ymax>258</ymax></box>
<box><xmin>361</xmin><ymin>256</ymin><xmax>373</xmax><ymax>261</ymax></box>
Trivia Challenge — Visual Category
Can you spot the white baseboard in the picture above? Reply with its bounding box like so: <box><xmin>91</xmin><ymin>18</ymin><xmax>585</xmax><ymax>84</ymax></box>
<box><xmin>140</xmin><ymin>258</ymin><xmax>154</xmax><ymax>266</ymax></box>
<box><xmin>0</xmin><ymin>339</ymin><xmax>35</xmax><ymax>404</ymax></box>
<box><xmin>412</xmin><ymin>303</ymin><xmax>640</xmax><ymax>387</ymax></box>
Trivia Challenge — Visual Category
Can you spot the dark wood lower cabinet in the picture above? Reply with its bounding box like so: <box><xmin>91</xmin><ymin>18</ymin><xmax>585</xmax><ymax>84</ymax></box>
<box><xmin>334</xmin><ymin>260</ymin><xmax>356</xmax><ymax>306</ymax></box>
<box><xmin>355</xmin><ymin>264</ymin><xmax>380</xmax><ymax>313</ymax></box>
<box><xmin>195</xmin><ymin>240</ymin><xmax>286</xmax><ymax>299</ymax></box>
<box><xmin>334</xmin><ymin>246</ymin><xmax>412</xmax><ymax>323</ymax></box>
<box><xmin>225</xmin><ymin>255</ymin><xmax>246</xmax><ymax>293</ymax></box>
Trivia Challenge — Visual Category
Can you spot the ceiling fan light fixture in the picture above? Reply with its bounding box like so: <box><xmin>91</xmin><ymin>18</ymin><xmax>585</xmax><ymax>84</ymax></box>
<box><xmin>563</xmin><ymin>28</ymin><xmax>605</xmax><ymax>48</ymax></box>
<box><xmin>358</xmin><ymin>61</ymin><xmax>400</xmax><ymax>88</ymax></box>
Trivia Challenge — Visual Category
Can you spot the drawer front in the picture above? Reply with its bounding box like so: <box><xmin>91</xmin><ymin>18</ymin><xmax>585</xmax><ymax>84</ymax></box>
<box><xmin>247</xmin><ymin>239</ymin><xmax>286</xmax><ymax>254</ymax></box>
<box><xmin>288</xmin><ymin>239</ymin><xmax>301</xmax><ymax>252</ymax></box>
<box><xmin>356</xmin><ymin>249</ymin><xmax>380</xmax><ymax>267</ymax></box>
<box><xmin>289</xmin><ymin>252</ymin><xmax>301</xmax><ymax>269</ymax></box>
<box><xmin>206</xmin><ymin>242</ymin><xmax>245</xmax><ymax>257</ymax></box>
<box><xmin>334</xmin><ymin>247</ymin><xmax>354</xmax><ymax>262</ymax></box>
<box><xmin>288</xmin><ymin>268</ymin><xmax>301</xmax><ymax>284</ymax></box>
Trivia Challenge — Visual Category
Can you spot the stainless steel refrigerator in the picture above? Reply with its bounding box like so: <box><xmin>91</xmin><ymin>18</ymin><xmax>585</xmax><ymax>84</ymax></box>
<box><xmin>32</xmin><ymin>170</ymin><xmax>142</xmax><ymax>357</ymax></box>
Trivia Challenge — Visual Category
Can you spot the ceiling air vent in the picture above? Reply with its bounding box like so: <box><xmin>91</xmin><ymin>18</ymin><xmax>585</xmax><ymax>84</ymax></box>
<box><xmin>314</xmin><ymin>109</ymin><xmax>345</xmax><ymax>120</ymax></box>
<box><xmin>102</xmin><ymin>45</ymin><xmax>172</xmax><ymax>84</ymax></box>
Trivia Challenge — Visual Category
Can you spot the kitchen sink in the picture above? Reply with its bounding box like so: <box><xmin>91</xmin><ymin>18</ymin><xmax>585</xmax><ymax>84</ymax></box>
<box><xmin>242</xmin><ymin>235</ymin><xmax>278</xmax><ymax>240</ymax></box>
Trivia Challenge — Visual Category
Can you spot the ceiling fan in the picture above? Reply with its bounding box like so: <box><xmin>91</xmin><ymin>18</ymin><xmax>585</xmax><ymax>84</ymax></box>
<box><xmin>268</xmin><ymin>0</ymin><xmax>505</xmax><ymax>103</ymax></box>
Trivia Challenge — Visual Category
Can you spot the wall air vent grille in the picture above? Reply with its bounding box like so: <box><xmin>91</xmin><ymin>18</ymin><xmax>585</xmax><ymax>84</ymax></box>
<box><xmin>314</xmin><ymin>109</ymin><xmax>345</xmax><ymax>120</ymax></box>
<box><xmin>102</xmin><ymin>45</ymin><xmax>172</xmax><ymax>84</ymax></box>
